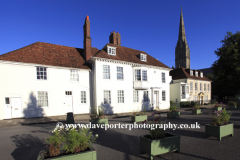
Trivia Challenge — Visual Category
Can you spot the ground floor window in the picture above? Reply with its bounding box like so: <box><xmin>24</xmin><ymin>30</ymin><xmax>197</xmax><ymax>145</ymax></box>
<box><xmin>133</xmin><ymin>90</ymin><xmax>139</xmax><ymax>102</ymax></box>
<box><xmin>193</xmin><ymin>96</ymin><xmax>198</xmax><ymax>102</ymax></box>
<box><xmin>37</xmin><ymin>91</ymin><xmax>48</xmax><ymax>107</ymax></box>
<box><xmin>162</xmin><ymin>90</ymin><xmax>166</xmax><ymax>101</ymax></box>
<box><xmin>81</xmin><ymin>91</ymin><xmax>86</xmax><ymax>103</ymax></box>
<box><xmin>118</xmin><ymin>90</ymin><xmax>124</xmax><ymax>103</ymax></box>
<box><xmin>104</xmin><ymin>90</ymin><xmax>111</xmax><ymax>104</ymax></box>
<box><xmin>143</xmin><ymin>91</ymin><xmax>149</xmax><ymax>102</ymax></box>
<box><xmin>204</xmin><ymin>95</ymin><xmax>208</xmax><ymax>103</ymax></box>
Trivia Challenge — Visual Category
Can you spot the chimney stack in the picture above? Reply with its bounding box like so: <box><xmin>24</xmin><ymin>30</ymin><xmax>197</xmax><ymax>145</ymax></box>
<box><xmin>109</xmin><ymin>31</ymin><xmax>121</xmax><ymax>46</ymax></box>
<box><xmin>83</xmin><ymin>15</ymin><xmax>92</xmax><ymax>61</ymax></box>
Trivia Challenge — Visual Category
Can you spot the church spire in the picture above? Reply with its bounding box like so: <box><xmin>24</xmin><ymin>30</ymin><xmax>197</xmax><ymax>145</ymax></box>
<box><xmin>178</xmin><ymin>7</ymin><xmax>188</xmax><ymax>46</ymax></box>
<box><xmin>175</xmin><ymin>7</ymin><xmax>190</xmax><ymax>69</ymax></box>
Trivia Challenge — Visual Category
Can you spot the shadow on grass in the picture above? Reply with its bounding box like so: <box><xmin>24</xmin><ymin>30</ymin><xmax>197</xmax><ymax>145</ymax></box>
<box><xmin>11</xmin><ymin>134</ymin><xmax>46</xmax><ymax>160</ymax></box>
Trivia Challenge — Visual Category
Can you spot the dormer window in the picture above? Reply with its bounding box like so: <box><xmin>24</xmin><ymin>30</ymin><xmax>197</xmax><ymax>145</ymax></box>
<box><xmin>195</xmin><ymin>71</ymin><xmax>198</xmax><ymax>77</ymax></box>
<box><xmin>107</xmin><ymin>46</ymin><xmax>116</xmax><ymax>55</ymax></box>
<box><xmin>140</xmin><ymin>53</ymin><xmax>147</xmax><ymax>62</ymax></box>
<box><xmin>190</xmin><ymin>70</ymin><xmax>193</xmax><ymax>76</ymax></box>
<box><xmin>200</xmin><ymin>72</ymin><xmax>203</xmax><ymax>78</ymax></box>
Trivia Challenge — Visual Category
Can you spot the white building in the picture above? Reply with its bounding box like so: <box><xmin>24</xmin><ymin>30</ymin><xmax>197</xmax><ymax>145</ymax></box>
<box><xmin>0</xmin><ymin>16</ymin><xmax>172</xmax><ymax>120</ymax></box>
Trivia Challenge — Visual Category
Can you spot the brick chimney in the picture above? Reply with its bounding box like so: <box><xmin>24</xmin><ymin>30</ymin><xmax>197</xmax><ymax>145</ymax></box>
<box><xmin>109</xmin><ymin>31</ymin><xmax>121</xmax><ymax>46</ymax></box>
<box><xmin>83</xmin><ymin>15</ymin><xmax>92</xmax><ymax>61</ymax></box>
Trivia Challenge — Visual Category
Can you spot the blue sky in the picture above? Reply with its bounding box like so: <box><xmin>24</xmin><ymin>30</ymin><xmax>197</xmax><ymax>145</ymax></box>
<box><xmin>0</xmin><ymin>0</ymin><xmax>239</xmax><ymax>70</ymax></box>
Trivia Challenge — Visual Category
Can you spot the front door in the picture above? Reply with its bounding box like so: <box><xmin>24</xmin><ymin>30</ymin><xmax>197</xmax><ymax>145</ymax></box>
<box><xmin>65</xmin><ymin>96</ymin><xmax>73</xmax><ymax>113</ymax></box>
<box><xmin>153</xmin><ymin>91</ymin><xmax>158</xmax><ymax>109</ymax></box>
<box><xmin>11</xmin><ymin>97</ymin><xmax>22</xmax><ymax>118</ymax></box>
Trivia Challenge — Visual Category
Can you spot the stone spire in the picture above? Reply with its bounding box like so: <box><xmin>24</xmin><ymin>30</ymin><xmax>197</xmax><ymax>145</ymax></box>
<box><xmin>175</xmin><ymin>7</ymin><xmax>190</xmax><ymax>69</ymax></box>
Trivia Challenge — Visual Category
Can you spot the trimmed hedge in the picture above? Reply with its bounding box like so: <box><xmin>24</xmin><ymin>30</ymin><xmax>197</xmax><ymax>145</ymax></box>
<box><xmin>180</xmin><ymin>101</ymin><xmax>191</xmax><ymax>108</ymax></box>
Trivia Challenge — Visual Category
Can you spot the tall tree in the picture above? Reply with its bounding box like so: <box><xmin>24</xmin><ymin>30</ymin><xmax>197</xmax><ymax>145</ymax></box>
<box><xmin>212</xmin><ymin>31</ymin><xmax>240</xmax><ymax>98</ymax></box>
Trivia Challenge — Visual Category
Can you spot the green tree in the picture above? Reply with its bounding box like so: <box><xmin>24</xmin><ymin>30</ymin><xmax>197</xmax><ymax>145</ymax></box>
<box><xmin>212</xmin><ymin>31</ymin><xmax>240</xmax><ymax>98</ymax></box>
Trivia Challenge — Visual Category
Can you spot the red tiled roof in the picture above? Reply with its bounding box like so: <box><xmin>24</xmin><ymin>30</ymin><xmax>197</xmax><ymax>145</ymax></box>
<box><xmin>0</xmin><ymin>42</ymin><xmax>99</xmax><ymax>69</ymax></box>
<box><xmin>170</xmin><ymin>68</ymin><xmax>211</xmax><ymax>81</ymax></box>
<box><xmin>93</xmin><ymin>43</ymin><xmax>170</xmax><ymax>69</ymax></box>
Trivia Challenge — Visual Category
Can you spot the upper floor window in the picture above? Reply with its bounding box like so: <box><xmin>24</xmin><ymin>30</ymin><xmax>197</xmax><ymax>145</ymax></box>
<box><xmin>200</xmin><ymin>83</ymin><xmax>202</xmax><ymax>91</ymax></box>
<box><xmin>208</xmin><ymin>84</ymin><xmax>210</xmax><ymax>91</ymax></box>
<box><xmin>140</xmin><ymin>53</ymin><xmax>147</xmax><ymax>62</ymax></box>
<box><xmin>37</xmin><ymin>67</ymin><xmax>47</xmax><ymax>80</ymax></box>
<box><xmin>107</xmin><ymin>46</ymin><xmax>116</xmax><ymax>55</ymax></box>
<box><xmin>70</xmin><ymin>70</ymin><xmax>79</xmax><ymax>81</ymax></box>
<box><xmin>204</xmin><ymin>84</ymin><xmax>206</xmax><ymax>91</ymax></box>
<box><xmin>103</xmin><ymin>65</ymin><xmax>110</xmax><ymax>79</ymax></box>
<box><xmin>162</xmin><ymin>72</ymin><xmax>165</xmax><ymax>83</ymax></box>
<box><xmin>195</xmin><ymin>71</ymin><xmax>198</xmax><ymax>77</ymax></box>
<box><xmin>37</xmin><ymin>91</ymin><xmax>48</xmax><ymax>107</ymax></box>
<box><xmin>195</xmin><ymin>82</ymin><xmax>198</xmax><ymax>92</ymax></box>
<box><xmin>190</xmin><ymin>70</ymin><xmax>193</xmax><ymax>76</ymax></box>
<box><xmin>190</xmin><ymin>82</ymin><xmax>193</xmax><ymax>92</ymax></box>
<box><xmin>117</xmin><ymin>66</ymin><xmax>123</xmax><ymax>80</ymax></box>
<box><xmin>65</xmin><ymin>91</ymin><xmax>72</xmax><ymax>95</ymax></box>
<box><xmin>200</xmin><ymin>72</ymin><xmax>203</xmax><ymax>78</ymax></box>
<box><xmin>134</xmin><ymin>69</ymin><xmax>147</xmax><ymax>81</ymax></box>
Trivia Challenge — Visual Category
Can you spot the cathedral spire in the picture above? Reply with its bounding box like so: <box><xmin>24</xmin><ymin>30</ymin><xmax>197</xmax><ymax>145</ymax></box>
<box><xmin>178</xmin><ymin>7</ymin><xmax>188</xmax><ymax>46</ymax></box>
<box><xmin>175</xmin><ymin>7</ymin><xmax>190</xmax><ymax>69</ymax></box>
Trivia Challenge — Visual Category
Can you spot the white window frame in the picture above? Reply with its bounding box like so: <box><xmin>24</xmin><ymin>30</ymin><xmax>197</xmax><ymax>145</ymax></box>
<box><xmin>162</xmin><ymin>72</ymin><xmax>165</xmax><ymax>83</ymax></box>
<box><xmin>117</xmin><ymin>66</ymin><xmax>123</xmax><ymax>80</ymax></box>
<box><xmin>140</xmin><ymin>53</ymin><xmax>147</xmax><ymax>62</ymax></box>
<box><xmin>117</xmin><ymin>90</ymin><xmax>124</xmax><ymax>103</ymax></box>
<box><xmin>81</xmin><ymin>91</ymin><xmax>86</xmax><ymax>103</ymax></box>
<box><xmin>70</xmin><ymin>70</ymin><xmax>79</xmax><ymax>82</ymax></box>
<box><xmin>133</xmin><ymin>90</ymin><xmax>139</xmax><ymax>102</ymax></box>
<box><xmin>204</xmin><ymin>95</ymin><xmax>208</xmax><ymax>103</ymax></box>
<box><xmin>200</xmin><ymin>83</ymin><xmax>202</xmax><ymax>92</ymax></box>
<box><xmin>200</xmin><ymin>72</ymin><xmax>203</xmax><ymax>78</ymax></box>
<box><xmin>195</xmin><ymin>82</ymin><xmax>198</xmax><ymax>92</ymax></box>
<box><xmin>103</xmin><ymin>65</ymin><xmax>110</xmax><ymax>79</ymax></box>
<box><xmin>134</xmin><ymin>69</ymin><xmax>148</xmax><ymax>81</ymax></box>
<box><xmin>143</xmin><ymin>91</ymin><xmax>149</xmax><ymax>102</ymax></box>
<box><xmin>190</xmin><ymin>70</ymin><xmax>193</xmax><ymax>76</ymax></box>
<box><xmin>36</xmin><ymin>67</ymin><xmax>47</xmax><ymax>80</ymax></box>
<box><xmin>194</xmin><ymin>96</ymin><xmax>198</xmax><ymax>102</ymax></box>
<box><xmin>204</xmin><ymin>84</ymin><xmax>206</xmax><ymax>91</ymax></box>
<box><xmin>195</xmin><ymin>71</ymin><xmax>198</xmax><ymax>77</ymax></box>
<box><xmin>190</xmin><ymin>82</ymin><xmax>193</xmax><ymax>92</ymax></box>
<box><xmin>65</xmin><ymin>91</ymin><xmax>72</xmax><ymax>95</ymax></box>
<box><xmin>107</xmin><ymin>46</ymin><xmax>116</xmax><ymax>55</ymax></box>
<box><xmin>103</xmin><ymin>90</ymin><xmax>111</xmax><ymax>104</ymax></box>
<box><xmin>162</xmin><ymin>90</ymin><xmax>166</xmax><ymax>101</ymax></box>
<box><xmin>37</xmin><ymin>91</ymin><xmax>49</xmax><ymax>108</ymax></box>
<box><xmin>208</xmin><ymin>84</ymin><xmax>210</xmax><ymax>92</ymax></box>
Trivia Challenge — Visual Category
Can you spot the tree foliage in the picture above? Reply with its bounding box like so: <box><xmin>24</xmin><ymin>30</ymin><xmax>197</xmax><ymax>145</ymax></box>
<box><xmin>212</xmin><ymin>31</ymin><xmax>240</xmax><ymax>98</ymax></box>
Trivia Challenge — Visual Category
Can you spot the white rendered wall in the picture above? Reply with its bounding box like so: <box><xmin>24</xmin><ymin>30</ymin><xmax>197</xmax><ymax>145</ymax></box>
<box><xmin>93</xmin><ymin>59</ymin><xmax>171</xmax><ymax>114</ymax></box>
<box><xmin>0</xmin><ymin>61</ymin><xmax>91</xmax><ymax>120</ymax></box>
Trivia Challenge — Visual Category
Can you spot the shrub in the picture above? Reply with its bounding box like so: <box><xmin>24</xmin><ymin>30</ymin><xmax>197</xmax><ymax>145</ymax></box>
<box><xmin>228</xmin><ymin>101</ymin><xmax>237</xmax><ymax>106</ymax></box>
<box><xmin>210</xmin><ymin>108</ymin><xmax>232</xmax><ymax>126</ymax></box>
<box><xmin>143</xmin><ymin>112</ymin><xmax>166</xmax><ymax>139</ymax></box>
<box><xmin>180</xmin><ymin>101</ymin><xmax>191</xmax><ymax>107</ymax></box>
<box><xmin>169</xmin><ymin>106</ymin><xmax>177</xmax><ymax>112</ymax></box>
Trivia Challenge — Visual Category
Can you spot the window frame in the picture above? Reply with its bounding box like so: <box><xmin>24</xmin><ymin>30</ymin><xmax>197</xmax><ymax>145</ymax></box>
<box><xmin>200</xmin><ymin>83</ymin><xmax>202</xmax><ymax>92</ymax></box>
<box><xmin>107</xmin><ymin>46</ymin><xmax>117</xmax><ymax>55</ymax></box>
<box><xmin>195</xmin><ymin>71</ymin><xmax>198</xmax><ymax>77</ymax></box>
<box><xmin>208</xmin><ymin>84</ymin><xmax>210</xmax><ymax>92</ymax></box>
<box><xmin>133</xmin><ymin>90</ymin><xmax>139</xmax><ymax>102</ymax></box>
<box><xmin>70</xmin><ymin>70</ymin><xmax>79</xmax><ymax>82</ymax></box>
<box><xmin>81</xmin><ymin>91</ymin><xmax>86</xmax><ymax>104</ymax></box>
<box><xmin>200</xmin><ymin>72</ymin><xmax>203</xmax><ymax>78</ymax></box>
<box><xmin>143</xmin><ymin>91</ymin><xmax>149</xmax><ymax>102</ymax></box>
<box><xmin>117</xmin><ymin>90</ymin><xmax>124</xmax><ymax>103</ymax></box>
<box><xmin>37</xmin><ymin>91</ymin><xmax>49</xmax><ymax>108</ymax></box>
<box><xmin>190</xmin><ymin>70</ymin><xmax>193</xmax><ymax>76</ymax></box>
<box><xmin>190</xmin><ymin>82</ymin><xmax>193</xmax><ymax>92</ymax></box>
<box><xmin>103</xmin><ymin>90</ymin><xmax>111</xmax><ymax>104</ymax></box>
<box><xmin>103</xmin><ymin>65</ymin><xmax>110</xmax><ymax>79</ymax></box>
<box><xmin>162</xmin><ymin>72</ymin><xmax>166</xmax><ymax>83</ymax></box>
<box><xmin>36</xmin><ymin>66</ymin><xmax>47</xmax><ymax>80</ymax></box>
<box><xmin>204</xmin><ymin>83</ymin><xmax>206</xmax><ymax>91</ymax></box>
<box><xmin>117</xmin><ymin>66</ymin><xmax>124</xmax><ymax>80</ymax></box>
<box><xmin>162</xmin><ymin>90</ymin><xmax>166</xmax><ymax>101</ymax></box>
<box><xmin>140</xmin><ymin>53</ymin><xmax>147</xmax><ymax>62</ymax></box>
<box><xmin>195</xmin><ymin>82</ymin><xmax>198</xmax><ymax>92</ymax></box>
